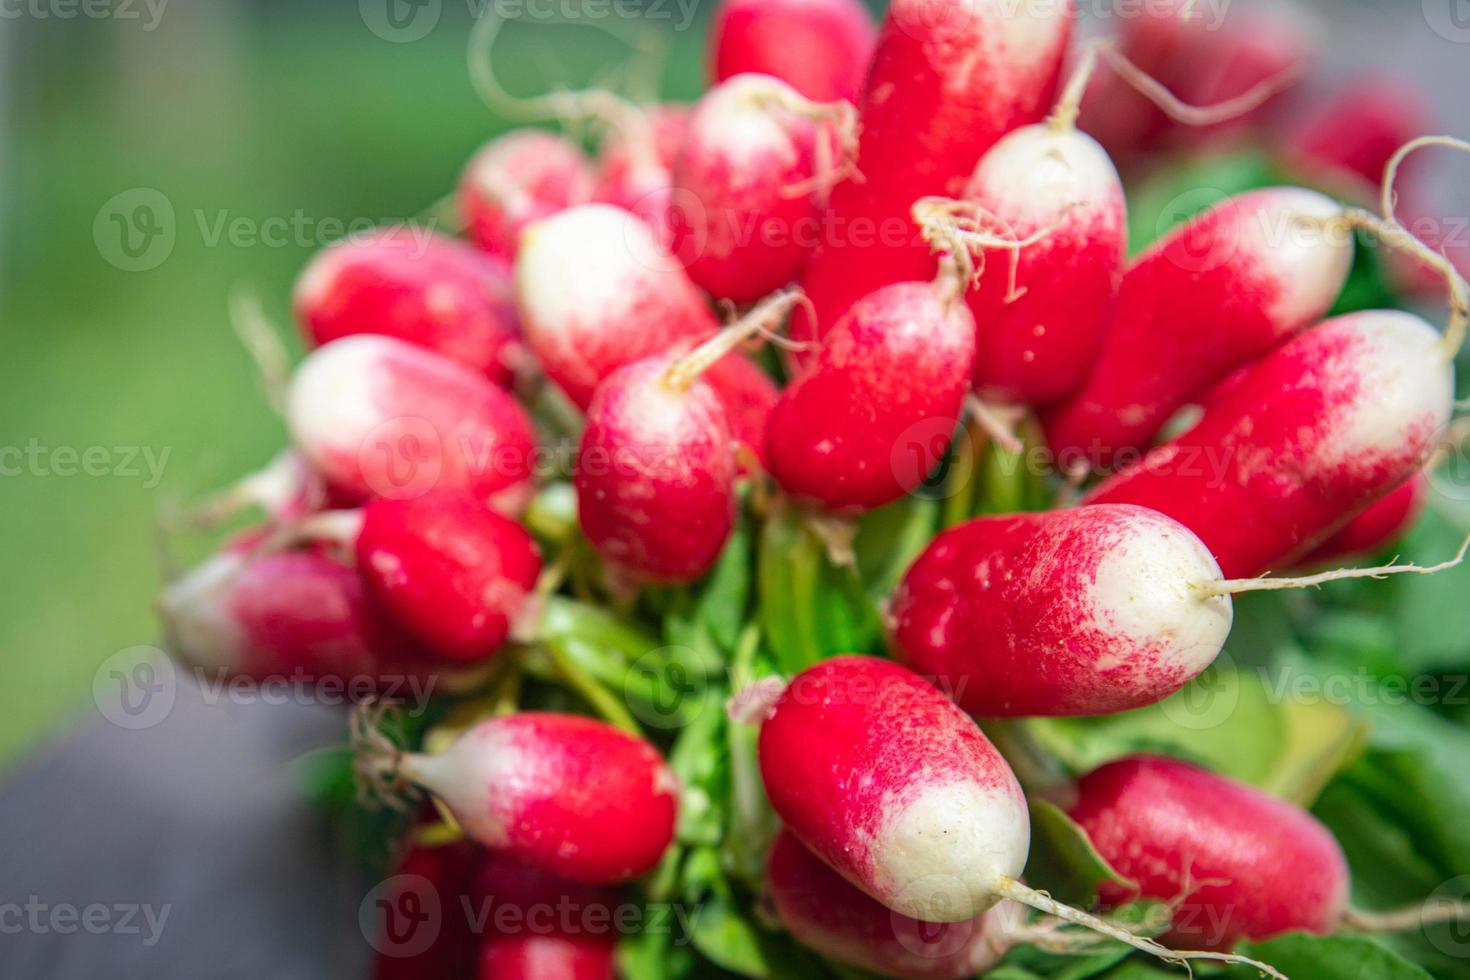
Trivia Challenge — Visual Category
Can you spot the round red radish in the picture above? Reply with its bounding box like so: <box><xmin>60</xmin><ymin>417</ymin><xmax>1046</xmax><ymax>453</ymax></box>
<box><xmin>371</xmin><ymin>840</ymin><xmax>482</xmax><ymax>980</ymax></box>
<box><xmin>471</xmin><ymin>853</ymin><xmax>620</xmax><ymax>980</ymax></box>
<box><xmin>768</xmin><ymin>828</ymin><xmax>1024</xmax><ymax>978</ymax></box>
<box><xmin>708</xmin><ymin>0</ymin><xmax>876</xmax><ymax>102</ymax></box>
<box><xmin>394</xmin><ymin>712</ymin><xmax>679</xmax><ymax>884</ymax></box>
<box><xmin>701</xmin><ymin>349</ymin><xmax>778</xmax><ymax>467</ymax></box>
<box><xmin>515</xmin><ymin>204</ymin><xmax>719</xmax><ymax>411</ymax></box>
<box><xmin>962</xmin><ymin>123</ymin><xmax>1126</xmax><ymax>407</ymax></box>
<box><xmin>891</xmin><ymin>505</ymin><xmax>1232</xmax><ymax>717</ymax></box>
<box><xmin>1300</xmin><ymin>474</ymin><xmax>1428</xmax><ymax>566</ymax></box>
<box><xmin>1044</xmin><ymin>187</ymin><xmax>1354</xmax><ymax>469</ymax></box>
<box><xmin>285</xmin><ymin>335</ymin><xmax>536</xmax><ymax>512</ymax></box>
<box><xmin>766</xmin><ymin>281</ymin><xmax>975</xmax><ymax>512</ymax></box>
<box><xmin>575</xmin><ymin>354</ymin><xmax>738</xmax><ymax>583</ymax></box>
<box><xmin>294</xmin><ymin>228</ymin><xmax>522</xmax><ymax>387</ymax></box>
<box><xmin>356</xmin><ymin>490</ymin><xmax>542</xmax><ymax>664</ymax></box>
<box><xmin>1087</xmin><ymin>310</ymin><xmax>1454</xmax><ymax>578</ymax></box>
<box><xmin>671</xmin><ymin>73</ymin><xmax>827</xmax><ymax>304</ymax></box>
<box><xmin>1069</xmin><ymin>756</ymin><xmax>1349</xmax><ymax>952</ymax></box>
<box><xmin>759</xmin><ymin>655</ymin><xmax>1029</xmax><ymax>922</ymax></box>
<box><xmin>789</xmin><ymin>0</ymin><xmax>1073</xmax><ymax>352</ymax></box>
<box><xmin>592</xmin><ymin>105</ymin><xmax>689</xmax><ymax>242</ymax></box>
<box><xmin>461</xmin><ymin>130</ymin><xmax>593</xmax><ymax>260</ymax></box>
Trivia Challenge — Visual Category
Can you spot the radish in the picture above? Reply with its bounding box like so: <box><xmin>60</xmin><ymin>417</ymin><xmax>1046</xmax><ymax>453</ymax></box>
<box><xmin>788</xmin><ymin>0</ymin><xmax>1073</xmax><ymax>352</ymax></box>
<box><xmin>701</xmin><ymin>348</ymin><xmax>779</xmax><ymax>468</ymax></box>
<box><xmin>355</xmin><ymin>490</ymin><xmax>542</xmax><ymax>664</ymax></box>
<box><xmin>591</xmin><ymin>104</ymin><xmax>689</xmax><ymax>242</ymax></box>
<box><xmin>478</xmin><ymin>933</ymin><xmax>615</xmax><ymax>980</ymax></box>
<box><xmin>575</xmin><ymin>292</ymin><xmax>797</xmax><ymax>582</ymax></box>
<box><xmin>472</xmin><ymin>853</ymin><xmax>619</xmax><ymax>980</ymax></box>
<box><xmin>1287</xmin><ymin>77</ymin><xmax>1432</xmax><ymax>195</ymax></box>
<box><xmin>361</xmin><ymin>711</ymin><xmax>678</xmax><ymax>884</ymax></box>
<box><xmin>285</xmin><ymin>335</ymin><xmax>536</xmax><ymax>513</ymax></box>
<box><xmin>766</xmin><ymin>243</ymin><xmax>976</xmax><ymax>512</ymax></box>
<box><xmin>1088</xmin><ymin>310</ymin><xmax>1455</xmax><ymax>578</ymax></box>
<box><xmin>708</xmin><ymin>0</ymin><xmax>876</xmax><ymax>102</ymax></box>
<box><xmin>756</xmin><ymin>656</ymin><xmax>1282</xmax><ymax>973</ymax></box>
<box><xmin>460</xmin><ymin>130</ymin><xmax>594</xmax><ymax>261</ymax></box>
<box><xmin>1043</xmin><ymin>187</ymin><xmax>1354</xmax><ymax>470</ymax></box>
<box><xmin>294</xmin><ymin>228</ymin><xmax>523</xmax><ymax>387</ymax></box>
<box><xmin>767</xmin><ymin>827</ymin><xmax>1024</xmax><ymax>978</ymax></box>
<box><xmin>1300</xmin><ymin>474</ymin><xmax>1428</xmax><ymax>566</ymax></box>
<box><xmin>671</xmin><ymin>73</ymin><xmax>853</xmax><ymax>304</ymax></box>
<box><xmin>371</xmin><ymin>840</ymin><xmax>482</xmax><ymax>980</ymax></box>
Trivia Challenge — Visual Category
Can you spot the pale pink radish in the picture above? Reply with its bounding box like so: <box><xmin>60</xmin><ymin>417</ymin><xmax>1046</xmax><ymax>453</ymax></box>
<box><xmin>294</xmin><ymin>227</ymin><xmax>523</xmax><ymax>387</ymax></box>
<box><xmin>592</xmin><ymin>104</ymin><xmax>689</xmax><ymax>242</ymax></box>
<box><xmin>360</xmin><ymin>712</ymin><xmax>678</xmax><ymax>884</ymax></box>
<box><xmin>708</xmin><ymin>0</ymin><xmax>876</xmax><ymax>102</ymax></box>
<box><xmin>1044</xmin><ymin>187</ymin><xmax>1354</xmax><ymax>470</ymax></box>
<box><xmin>355</xmin><ymin>490</ymin><xmax>542</xmax><ymax>664</ymax></box>
<box><xmin>768</xmin><ymin>828</ymin><xmax>1025</xmax><ymax>978</ymax></box>
<box><xmin>1088</xmin><ymin>310</ymin><xmax>1454</xmax><ymax>578</ymax></box>
<box><xmin>788</xmin><ymin>0</ymin><xmax>1072</xmax><ymax>354</ymax></box>
<box><xmin>284</xmin><ymin>336</ymin><xmax>536</xmax><ymax>512</ymax></box>
<box><xmin>460</xmin><ymin>130</ymin><xmax>594</xmax><ymax>261</ymax></box>
<box><xmin>671</xmin><ymin>73</ymin><xmax>852</xmax><ymax>304</ymax></box>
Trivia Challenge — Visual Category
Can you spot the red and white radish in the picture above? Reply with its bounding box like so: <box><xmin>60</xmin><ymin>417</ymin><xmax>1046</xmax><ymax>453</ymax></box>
<box><xmin>766</xmin><ymin>276</ymin><xmax>975</xmax><ymax>513</ymax></box>
<box><xmin>768</xmin><ymin>827</ymin><xmax>1024</xmax><ymax>978</ymax></box>
<box><xmin>708</xmin><ymin>0</ymin><xmax>876</xmax><ymax>103</ymax></box>
<box><xmin>366</xmin><ymin>712</ymin><xmax>678</xmax><ymax>884</ymax></box>
<box><xmin>1087</xmin><ymin>310</ymin><xmax>1454</xmax><ymax>578</ymax></box>
<box><xmin>294</xmin><ymin>228</ymin><xmax>522</xmax><ymax>387</ymax></box>
<box><xmin>472</xmin><ymin>853</ymin><xmax>620</xmax><ymax>980</ymax></box>
<box><xmin>285</xmin><ymin>335</ymin><xmax>536</xmax><ymax>512</ymax></box>
<box><xmin>890</xmin><ymin>505</ymin><xmax>1233</xmax><ymax>717</ymax></box>
<box><xmin>701</xmin><ymin>347</ymin><xmax>779</xmax><ymax>468</ymax></box>
<box><xmin>789</xmin><ymin>0</ymin><xmax>1073</xmax><ymax>351</ymax></box>
<box><xmin>1068</xmin><ymin>756</ymin><xmax>1349</xmax><ymax>952</ymax></box>
<box><xmin>592</xmin><ymin>104</ymin><xmax>689</xmax><ymax>242</ymax></box>
<box><xmin>461</xmin><ymin>130</ymin><xmax>594</xmax><ymax>261</ymax></box>
<box><xmin>671</xmin><ymin>73</ymin><xmax>850</xmax><ymax>304</ymax></box>
<box><xmin>356</xmin><ymin>490</ymin><xmax>542</xmax><ymax>664</ymax></box>
<box><xmin>1044</xmin><ymin>187</ymin><xmax>1354</xmax><ymax>469</ymax></box>
<box><xmin>1300</xmin><ymin>474</ymin><xmax>1428</xmax><ymax>566</ymax></box>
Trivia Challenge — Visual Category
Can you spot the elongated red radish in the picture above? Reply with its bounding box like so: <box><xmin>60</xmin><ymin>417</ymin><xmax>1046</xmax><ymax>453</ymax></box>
<box><xmin>788</xmin><ymin>0</ymin><xmax>1073</xmax><ymax>352</ymax></box>
<box><xmin>364</xmin><ymin>712</ymin><xmax>678</xmax><ymax>884</ymax></box>
<box><xmin>709</xmin><ymin>0</ymin><xmax>876</xmax><ymax>102</ymax></box>
<box><xmin>671</xmin><ymin>73</ymin><xmax>847</xmax><ymax>304</ymax></box>
<box><xmin>356</xmin><ymin>490</ymin><xmax>542</xmax><ymax>664</ymax></box>
<box><xmin>371</xmin><ymin>840</ymin><xmax>482</xmax><ymax>980</ymax></box>
<box><xmin>285</xmin><ymin>336</ymin><xmax>536</xmax><ymax>513</ymax></box>
<box><xmin>592</xmin><ymin>105</ymin><xmax>689</xmax><ymax>241</ymax></box>
<box><xmin>294</xmin><ymin>228</ymin><xmax>522</xmax><ymax>387</ymax></box>
<box><xmin>461</xmin><ymin>130</ymin><xmax>594</xmax><ymax>261</ymax></box>
<box><xmin>766</xmin><ymin>273</ymin><xmax>975</xmax><ymax>512</ymax></box>
<box><xmin>1300</xmin><ymin>474</ymin><xmax>1428</xmax><ymax>566</ymax></box>
<box><xmin>575</xmin><ymin>293</ymin><xmax>796</xmax><ymax>582</ymax></box>
<box><xmin>472</xmin><ymin>853</ymin><xmax>620</xmax><ymax>980</ymax></box>
<box><xmin>1069</xmin><ymin>756</ymin><xmax>1348</xmax><ymax>952</ymax></box>
<box><xmin>1088</xmin><ymin>310</ymin><xmax>1454</xmax><ymax>577</ymax></box>
<box><xmin>1287</xmin><ymin>77</ymin><xmax>1432</xmax><ymax>194</ymax></box>
<box><xmin>959</xmin><ymin>121</ymin><xmax>1126</xmax><ymax>407</ymax></box>
<box><xmin>1044</xmin><ymin>187</ymin><xmax>1354</xmax><ymax>469</ymax></box>
<box><xmin>891</xmin><ymin>505</ymin><xmax>1232</xmax><ymax>717</ymax></box>
<box><xmin>768</xmin><ymin>828</ymin><xmax>1024</xmax><ymax>978</ymax></box>
<box><xmin>756</xmin><ymin>656</ymin><xmax>1281</xmax><ymax>974</ymax></box>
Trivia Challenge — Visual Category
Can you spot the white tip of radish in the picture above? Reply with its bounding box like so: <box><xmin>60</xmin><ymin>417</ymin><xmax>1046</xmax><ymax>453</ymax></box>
<box><xmin>969</xmin><ymin>124</ymin><xmax>1122</xmax><ymax>227</ymax></box>
<box><xmin>401</xmin><ymin>722</ymin><xmax>522</xmax><ymax>849</ymax></box>
<box><xmin>1239</xmin><ymin>188</ymin><xmax>1354</xmax><ymax>330</ymax></box>
<box><xmin>285</xmin><ymin>335</ymin><xmax>395</xmax><ymax>467</ymax></box>
<box><xmin>158</xmin><ymin>551</ymin><xmax>248</xmax><ymax>672</ymax></box>
<box><xmin>692</xmin><ymin>73</ymin><xmax>807</xmax><ymax>169</ymax></box>
<box><xmin>870</xmin><ymin>780</ymin><xmax>1030</xmax><ymax>923</ymax></box>
<box><xmin>1088</xmin><ymin>511</ymin><xmax>1233</xmax><ymax>675</ymax></box>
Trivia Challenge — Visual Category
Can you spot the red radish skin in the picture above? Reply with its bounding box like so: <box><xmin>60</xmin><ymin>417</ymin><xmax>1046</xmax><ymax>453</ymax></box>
<box><xmin>371</xmin><ymin>840</ymin><xmax>482</xmax><ymax>980</ymax></box>
<box><xmin>671</xmin><ymin>73</ymin><xmax>826</xmax><ymax>304</ymax></box>
<box><xmin>758</xmin><ymin>656</ymin><xmax>1030</xmax><ymax>922</ymax></box>
<box><xmin>709</xmin><ymin>0</ymin><xmax>876</xmax><ymax>102</ymax></box>
<box><xmin>1287</xmin><ymin>77</ymin><xmax>1432</xmax><ymax>194</ymax></box>
<box><xmin>285</xmin><ymin>336</ymin><xmax>536</xmax><ymax>513</ymax></box>
<box><xmin>768</xmin><ymin>828</ymin><xmax>1025</xmax><ymax>978</ymax></box>
<box><xmin>1087</xmin><ymin>310</ymin><xmax>1454</xmax><ymax>578</ymax></box>
<box><xmin>962</xmin><ymin>124</ymin><xmax>1126</xmax><ymax>406</ymax></box>
<box><xmin>766</xmin><ymin>281</ymin><xmax>975</xmax><ymax>512</ymax></box>
<box><xmin>1300</xmin><ymin>474</ymin><xmax>1429</xmax><ymax>566</ymax></box>
<box><xmin>575</xmin><ymin>354</ymin><xmax>738</xmax><ymax>583</ymax></box>
<box><xmin>356</xmin><ymin>491</ymin><xmax>542</xmax><ymax>663</ymax></box>
<box><xmin>472</xmin><ymin>854</ymin><xmax>620</xmax><ymax>980</ymax></box>
<box><xmin>890</xmin><ymin>505</ymin><xmax>1232</xmax><ymax>717</ymax></box>
<box><xmin>1044</xmin><ymin>187</ymin><xmax>1354</xmax><ymax>469</ymax></box>
<box><xmin>394</xmin><ymin>713</ymin><xmax>679</xmax><ymax>884</ymax></box>
<box><xmin>701</xmin><ymin>350</ymin><xmax>778</xmax><ymax>467</ymax></box>
<box><xmin>294</xmin><ymin>228</ymin><xmax>522</xmax><ymax>387</ymax></box>
<box><xmin>789</xmin><ymin>0</ymin><xmax>1072</xmax><ymax>351</ymax></box>
<box><xmin>478</xmin><ymin>934</ymin><xmax>616</xmax><ymax>980</ymax></box>
<box><xmin>592</xmin><ymin>105</ymin><xmax>690</xmax><ymax>242</ymax></box>
<box><xmin>1069</xmin><ymin>756</ymin><xmax>1349</xmax><ymax>952</ymax></box>
<box><xmin>461</xmin><ymin>130</ymin><xmax>594</xmax><ymax>261</ymax></box>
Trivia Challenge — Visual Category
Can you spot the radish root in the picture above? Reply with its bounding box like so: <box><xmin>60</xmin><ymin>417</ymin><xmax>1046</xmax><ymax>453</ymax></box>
<box><xmin>228</xmin><ymin>285</ymin><xmax>291</xmax><ymax>415</ymax></box>
<box><xmin>663</xmin><ymin>288</ymin><xmax>804</xmax><ymax>392</ymax></box>
<box><xmin>1342</xmin><ymin>899</ymin><xmax>1470</xmax><ymax>933</ymax></box>
<box><xmin>1047</xmin><ymin>43</ymin><xmax>1100</xmax><ymax>133</ymax></box>
<box><xmin>753</xmin><ymin>88</ymin><xmax>862</xmax><ymax>202</ymax></box>
<box><xmin>1095</xmin><ymin>40</ymin><xmax>1300</xmax><ymax>129</ymax></box>
<box><xmin>1193</xmin><ymin>532</ymin><xmax>1470</xmax><ymax>598</ymax></box>
<box><xmin>350</xmin><ymin>699</ymin><xmax>417</xmax><ymax>811</ymax></box>
<box><xmin>913</xmin><ymin>196</ymin><xmax>1078</xmax><ymax>305</ymax></box>
<box><xmin>966</xmin><ymin>394</ymin><xmax>1026</xmax><ymax>456</ymax></box>
<box><xmin>996</xmin><ymin>877</ymin><xmax>1287</xmax><ymax>979</ymax></box>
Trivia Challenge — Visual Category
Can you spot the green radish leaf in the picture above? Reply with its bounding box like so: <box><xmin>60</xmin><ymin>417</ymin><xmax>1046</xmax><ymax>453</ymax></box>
<box><xmin>689</xmin><ymin>893</ymin><xmax>770</xmax><ymax>978</ymax></box>
<box><xmin>1024</xmin><ymin>799</ymin><xmax>1137</xmax><ymax>907</ymax></box>
<box><xmin>1390</xmin><ymin>507</ymin><xmax>1470</xmax><ymax>674</ymax></box>
<box><xmin>854</xmin><ymin>495</ymin><xmax>939</xmax><ymax>602</ymax></box>
<box><xmin>991</xmin><ymin>946</ymin><xmax>1132</xmax><ymax>980</ymax></box>
<box><xmin>1231</xmin><ymin>933</ymin><xmax>1433</xmax><ymax>980</ymax></box>
<box><xmin>695</xmin><ymin>515</ymin><xmax>753</xmax><ymax>653</ymax></box>
<box><xmin>618</xmin><ymin>919</ymin><xmax>697</xmax><ymax>980</ymax></box>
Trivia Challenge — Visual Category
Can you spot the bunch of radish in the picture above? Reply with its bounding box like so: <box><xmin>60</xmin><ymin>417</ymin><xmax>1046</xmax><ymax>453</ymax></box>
<box><xmin>155</xmin><ymin>0</ymin><xmax>1470</xmax><ymax>976</ymax></box>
